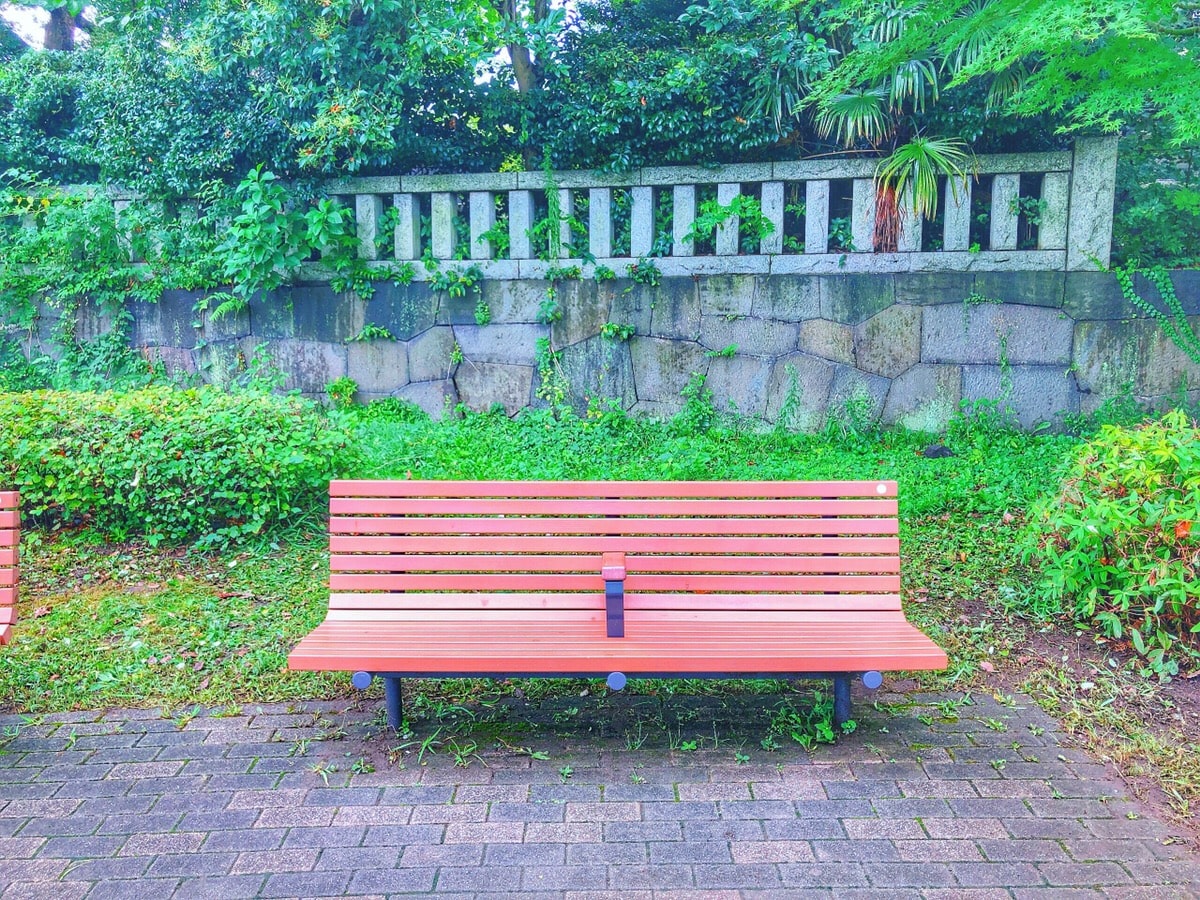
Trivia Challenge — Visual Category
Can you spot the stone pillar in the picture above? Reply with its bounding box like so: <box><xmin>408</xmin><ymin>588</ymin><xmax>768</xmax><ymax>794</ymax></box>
<box><xmin>394</xmin><ymin>193</ymin><xmax>421</xmax><ymax>260</ymax></box>
<box><xmin>942</xmin><ymin>176</ymin><xmax>972</xmax><ymax>251</ymax></box>
<box><xmin>557</xmin><ymin>189</ymin><xmax>573</xmax><ymax>258</ymax></box>
<box><xmin>990</xmin><ymin>174</ymin><xmax>1020</xmax><ymax>251</ymax></box>
<box><xmin>672</xmin><ymin>184</ymin><xmax>696</xmax><ymax>256</ymax></box>
<box><xmin>630</xmin><ymin>186</ymin><xmax>654</xmax><ymax>258</ymax></box>
<box><xmin>469</xmin><ymin>191</ymin><xmax>495</xmax><ymax>260</ymax></box>
<box><xmin>508</xmin><ymin>190</ymin><xmax>534</xmax><ymax>259</ymax></box>
<box><xmin>431</xmin><ymin>192</ymin><xmax>457</xmax><ymax>260</ymax></box>
<box><xmin>588</xmin><ymin>188</ymin><xmax>613</xmax><ymax>259</ymax></box>
<box><xmin>356</xmin><ymin>194</ymin><xmax>384</xmax><ymax>260</ymax></box>
<box><xmin>804</xmin><ymin>180</ymin><xmax>829</xmax><ymax>254</ymax></box>
<box><xmin>1067</xmin><ymin>136</ymin><xmax>1118</xmax><ymax>270</ymax></box>
<box><xmin>715</xmin><ymin>183</ymin><xmax>740</xmax><ymax>256</ymax></box>
<box><xmin>760</xmin><ymin>181</ymin><xmax>784</xmax><ymax>255</ymax></box>
<box><xmin>897</xmin><ymin>183</ymin><xmax>922</xmax><ymax>253</ymax></box>
<box><xmin>851</xmin><ymin>179</ymin><xmax>876</xmax><ymax>253</ymax></box>
<box><xmin>1039</xmin><ymin>172</ymin><xmax>1069</xmax><ymax>250</ymax></box>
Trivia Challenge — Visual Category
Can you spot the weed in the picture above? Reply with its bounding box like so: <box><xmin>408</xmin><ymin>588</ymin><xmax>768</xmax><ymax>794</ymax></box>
<box><xmin>558</xmin><ymin>764</ymin><xmax>574</xmax><ymax>783</ymax></box>
<box><xmin>309</xmin><ymin>761</ymin><xmax>338</xmax><ymax>785</ymax></box>
<box><xmin>350</xmin><ymin>756</ymin><xmax>375</xmax><ymax>775</ymax></box>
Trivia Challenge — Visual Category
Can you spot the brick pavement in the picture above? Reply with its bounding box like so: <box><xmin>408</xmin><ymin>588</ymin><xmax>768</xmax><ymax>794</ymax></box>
<box><xmin>0</xmin><ymin>688</ymin><xmax>1197</xmax><ymax>899</ymax></box>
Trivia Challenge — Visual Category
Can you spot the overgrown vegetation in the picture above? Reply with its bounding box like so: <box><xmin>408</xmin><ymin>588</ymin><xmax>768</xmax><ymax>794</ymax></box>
<box><xmin>1018</xmin><ymin>411</ymin><xmax>1200</xmax><ymax>678</ymax></box>
<box><xmin>0</xmin><ymin>387</ymin><xmax>357</xmax><ymax>547</ymax></box>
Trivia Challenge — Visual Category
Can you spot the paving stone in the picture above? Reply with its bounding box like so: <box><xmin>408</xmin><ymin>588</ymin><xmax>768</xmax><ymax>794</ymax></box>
<box><xmin>171</xmin><ymin>874</ymin><xmax>266</xmax><ymax>899</ymax></box>
<box><xmin>37</xmin><ymin>834</ymin><xmax>125</xmax><ymax>857</ymax></box>
<box><xmin>259</xmin><ymin>870</ymin><xmax>351</xmax><ymax>898</ymax></box>
<box><xmin>229</xmin><ymin>848</ymin><xmax>318</xmax><ymax>875</ymax></box>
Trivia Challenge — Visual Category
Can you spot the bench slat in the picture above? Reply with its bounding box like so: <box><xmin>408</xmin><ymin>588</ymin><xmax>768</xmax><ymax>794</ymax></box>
<box><xmin>0</xmin><ymin>606</ymin><xmax>14</xmax><ymax>624</ymax></box>
<box><xmin>329</xmin><ymin>573</ymin><xmax>902</xmax><ymax>593</ymax></box>
<box><xmin>288</xmin><ymin>620</ymin><xmax>945</xmax><ymax>673</ymax></box>
<box><xmin>0</xmin><ymin>530</ymin><xmax>15</xmax><ymax>547</ymax></box>
<box><xmin>0</xmin><ymin>549</ymin><xmax>16</xmax><ymax>568</ymax></box>
<box><xmin>330</xmin><ymin>497</ymin><xmax>898</xmax><ymax>517</ymax></box>
<box><xmin>0</xmin><ymin>569</ymin><xmax>14</xmax><ymax>588</ymax></box>
<box><xmin>331</xmin><ymin>479</ymin><xmax>898</xmax><ymax>499</ymax></box>
<box><xmin>327</xmin><ymin>593</ymin><xmax>902</xmax><ymax>612</ymax></box>
<box><xmin>0</xmin><ymin>588</ymin><xmax>14</xmax><ymax>605</ymax></box>
<box><xmin>330</xmin><ymin>554</ymin><xmax>901</xmax><ymax>575</ymax></box>
<box><xmin>331</xmin><ymin>517</ymin><xmax>899</xmax><ymax>537</ymax></box>
<box><xmin>331</xmin><ymin>534</ymin><xmax>900</xmax><ymax>555</ymax></box>
<box><xmin>0</xmin><ymin>511</ymin><xmax>16</xmax><ymax>529</ymax></box>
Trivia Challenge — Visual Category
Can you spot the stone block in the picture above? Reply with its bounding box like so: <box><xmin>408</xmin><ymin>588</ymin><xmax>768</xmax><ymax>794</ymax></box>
<box><xmin>705</xmin><ymin>355</ymin><xmax>773</xmax><ymax>418</ymax></box>
<box><xmin>894</xmin><ymin>272</ymin><xmax>974</xmax><ymax>306</ymax></box>
<box><xmin>551</xmin><ymin>280</ymin><xmax>609</xmax><ymax>348</ymax></box>
<box><xmin>648</xmin><ymin>279</ymin><xmax>701</xmax><ymax>341</ymax></box>
<box><xmin>455</xmin><ymin>363</ymin><xmax>533</xmax><ymax>415</ymax></box>
<box><xmin>922</xmin><ymin>303</ymin><xmax>1072</xmax><ymax>365</ymax></box>
<box><xmin>799</xmin><ymin>319</ymin><xmax>854</xmax><ymax>365</ymax></box>
<box><xmin>751</xmin><ymin>277</ymin><xmax>821</xmax><ymax>322</ymax></box>
<box><xmin>882</xmin><ymin>364</ymin><xmax>961</xmax><ymax>433</ymax></box>
<box><xmin>765</xmin><ymin>352</ymin><xmax>835</xmax><ymax>430</ymax></box>
<box><xmin>143</xmin><ymin>346</ymin><xmax>198</xmax><ymax>378</ymax></box>
<box><xmin>478</xmin><ymin>280</ymin><xmax>545</xmax><ymax>324</ymax></box>
<box><xmin>291</xmin><ymin>285</ymin><xmax>360</xmax><ymax>343</ymax></box>
<box><xmin>698</xmin><ymin>275</ymin><xmax>758</xmax><ymax>318</ymax></box>
<box><xmin>455</xmin><ymin>324</ymin><xmax>542</xmax><ymax>366</ymax></box>
<box><xmin>828</xmin><ymin>366</ymin><xmax>890</xmax><ymax>426</ymax></box>
<box><xmin>371</xmin><ymin>281</ymin><xmax>438</xmax><ymax>340</ymax></box>
<box><xmin>608</xmin><ymin>282</ymin><xmax>655</xmax><ymax>335</ymax></box>
<box><xmin>558</xmin><ymin>335</ymin><xmax>637</xmax><ymax>410</ymax></box>
<box><xmin>74</xmin><ymin>301</ymin><xmax>115</xmax><ymax>344</ymax></box>
<box><xmin>1172</xmin><ymin>270</ymin><xmax>1200</xmax><ymax>314</ymax></box>
<box><xmin>972</xmin><ymin>271</ymin><xmax>1065</xmax><ymax>308</ymax></box>
<box><xmin>396</xmin><ymin>379</ymin><xmax>457</xmax><ymax>420</ymax></box>
<box><xmin>346</xmin><ymin>339</ymin><xmax>409</xmax><ymax>394</ymax></box>
<box><xmin>630</xmin><ymin>337</ymin><xmax>709</xmax><ymax>408</ymax></box>
<box><xmin>1073</xmin><ymin>317</ymin><xmax>1200</xmax><ymax>399</ymax></box>
<box><xmin>820</xmin><ymin>275</ymin><xmax>895</xmax><ymax>325</ymax></box>
<box><xmin>854</xmin><ymin>305</ymin><xmax>921</xmax><ymax>377</ymax></box>
<box><xmin>963</xmin><ymin>364</ymin><xmax>1080</xmax><ymax>428</ymax></box>
<box><xmin>256</xmin><ymin>339</ymin><xmax>347</xmax><ymax>395</ymax></box>
<box><xmin>406</xmin><ymin>326</ymin><xmax>456</xmax><ymax>382</ymax></box>
<box><xmin>1067</xmin><ymin>135</ymin><xmax>1118</xmax><ymax>270</ymax></box>
<box><xmin>132</xmin><ymin>291</ymin><xmax>204</xmax><ymax>349</ymax></box>
<box><xmin>699</xmin><ymin>316</ymin><xmax>799</xmax><ymax>358</ymax></box>
<box><xmin>248</xmin><ymin>290</ymin><xmax>292</xmax><ymax>339</ymax></box>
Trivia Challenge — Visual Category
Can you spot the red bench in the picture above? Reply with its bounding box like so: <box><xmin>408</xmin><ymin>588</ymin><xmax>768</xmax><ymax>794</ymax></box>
<box><xmin>288</xmin><ymin>480</ymin><xmax>946</xmax><ymax>730</ymax></box>
<box><xmin>0</xmin><ymin>491</ymin><xmax>19</xmax><ymax>646</ymax></box>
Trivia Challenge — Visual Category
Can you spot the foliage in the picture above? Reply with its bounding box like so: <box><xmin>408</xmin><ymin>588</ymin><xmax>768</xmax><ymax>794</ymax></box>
<box><xmin>326</xmin><ymin>376</ymin><xmax>359</xmax><ymax>409</ymax></box>
<box><xmin>1112</xmin><ymin>126</ymin><xmax>1200</xmax><ymax>268</ymax></box>
<box><xmin>685</xmin><ymin>194</ymin><xmax>775</xmax><ymax>251</ymax></box>
<box><xmin>0</xmin><ymin>386</ymin><xmax>359</xmax><ymax>547</ymax></box>
<box><xmin>599</xmin><ymin>322</ymin><xmax>636</xmax><ymax>342</ymax></box>
<box><xmin>1111</xmin><ymin>264</ymin><xmax>1200</xmax><ymax>367</ymax></box>
<box><xmin>1019</xmin><ymin>411</ymin><xmax>1200</xmax><ymax>676</ymax></box>
<box><xmin>626</xmin><ymin>257</ymin><xmax>662</xmax><ymax>287</ymax></box>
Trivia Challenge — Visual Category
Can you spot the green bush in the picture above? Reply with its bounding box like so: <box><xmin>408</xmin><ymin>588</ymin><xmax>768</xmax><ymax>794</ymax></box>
<box><xmin>0</xmin><ymin>387</ymin><xmax>359</xmax><ymax>546</ymax></box>
<box><xmin>1019</xmin><ymin>410</ymin><xmax>1200</xmax><ymax>675</ymax></box>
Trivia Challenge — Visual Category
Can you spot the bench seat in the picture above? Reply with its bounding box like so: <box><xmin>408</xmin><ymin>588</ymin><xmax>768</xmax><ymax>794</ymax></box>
<box><xmin>288</xmin><ymin>480</ymin><xmax>947</xmax><ymax>728</ymax></box>
<box><xmin>0</xmin><ymin>491</ymin><xmax>19</xmax><ymax>646</ymax></box>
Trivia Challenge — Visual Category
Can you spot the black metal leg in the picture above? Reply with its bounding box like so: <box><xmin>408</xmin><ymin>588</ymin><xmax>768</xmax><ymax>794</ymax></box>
<box><xmin>833</xmin><ymin>674</ymin><xmax>852</xmax><ymax>727</ymax></box>
<box><xmin>384</xmin><ymin>676</ymin><xmax>403</xmax><ymax>732</ymax></box>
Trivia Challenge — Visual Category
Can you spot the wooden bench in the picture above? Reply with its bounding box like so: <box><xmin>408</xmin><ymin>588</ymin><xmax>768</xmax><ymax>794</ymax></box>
<box><xmin>0</xmin><ymin>492</ymin><xmax>19</xmax><ymax>646</ymax></box>
<box><xmin>288</xmin><ymin>480</ymin><xmax>946</xmax><ymax>730</ymax></box>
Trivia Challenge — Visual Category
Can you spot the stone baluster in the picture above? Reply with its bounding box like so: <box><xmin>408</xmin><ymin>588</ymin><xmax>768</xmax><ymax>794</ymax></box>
<box><xmin>588</xmin><ymin>188</ymin><xmax>613</xmax><ymax>259</ymax></box>
<box><xmin>715</xmin><ymin>183</ymin><xmax>741</xmax><ymax>255</ymax></box>
<box><xmin>804</xmin><ymin>181</ymin><xmax>829</xmax><ymax>254</ymax></box>
<box><xmin>431</xmin><ymin>192</ymin><xmax>458</xmax><ymax>260</ymax></box>
<box><xmin>759</xmin><ymin>181</ymin><xmax>784</xmax><ymax>254</ymax></box>
<box><xmin>989</xmin><ymin>174</ymin><xmax>1020</xmax><ymax>251</ymax></box>
<box><xmin>942</xmin><ymin>176</ymin><xmax>972</xmax><ymax>251</ymax></box>
<box><xmin>557</xmin><ymin>189</ymin><xmax>573</xmax><ymax>258</ymax></box>
<box><xmin>897</xmin><ymin>184</ymin><xmax>922</xmax><ymax>253</ymax></box>
<box><xmin>394</xmin><ymin>193</ymin><xmax>422</xmax><ymax>260</ymax></box>
<box><xmin>1038</xmin><ymin>172</ymin><xmax>1069</xmax><ymax>250</ymax></box>
<box><xmin>672</xmin><ymin>185</ymin><xmax>696</xmax><ymax>256</ymax></box>
<box><xmin>851</xmin><ymin>179</ymin><xmax>876</xmax><ymax>253</ymax></box>
<box><xmin>356</xmin><ymin>194</ymin><xmax>384</xmax><ymax>260</ymax></box>
<box><xmin>509</xmin><ymin>190</ymin><xmax>534</xmax><ymax>259</ymax></box>
<box><xmin>1067</xmin><ymin>136</ymin><xmax>1118</xmax><ymax>270</ymax></box>
<box><xmin>630</xmin><ymin>186</ymin><xmax>654</xmax><ymax>258</ymax></box>
<box><xmin>469</xmin><ymin>191</ymin><xmax>495</xmax><ymax>260</ymax></box>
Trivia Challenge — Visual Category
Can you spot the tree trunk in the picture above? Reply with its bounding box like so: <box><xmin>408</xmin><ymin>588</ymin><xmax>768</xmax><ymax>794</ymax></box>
<box><xmin>43</xmin><ymin>7</ymin><xmax>78</xmax><ymax>52</ymax></box>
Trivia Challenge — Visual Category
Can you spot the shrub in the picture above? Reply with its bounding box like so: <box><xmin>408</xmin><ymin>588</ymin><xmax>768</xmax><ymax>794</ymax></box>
<box><xmin>0</xmin><ymin>387</ymin><xmax>359</xmax><ymax>546</ymax></box>
<box><xmin>1019</xmin><ymin>410</ymin><xmax>1200</xmax><ymax>675</ymax></box>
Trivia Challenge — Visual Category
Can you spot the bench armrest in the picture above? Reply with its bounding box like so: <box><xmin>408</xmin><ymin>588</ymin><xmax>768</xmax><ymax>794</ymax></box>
<box><xmin>602</xmin><ymin>552</ymin><xmax>625</xmax><ymax>638</ymax></box>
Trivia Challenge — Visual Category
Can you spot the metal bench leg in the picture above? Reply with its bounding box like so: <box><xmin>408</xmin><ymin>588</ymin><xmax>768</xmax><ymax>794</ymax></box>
<box><xmin>383</xmin><ymin>676</ymin><xmax>404</xmax><ymax>732</ymax></box>
<box><xmin>833</xmin><ymin>674</ymin><xmax>852</xmax><ymax>727</ymax></box>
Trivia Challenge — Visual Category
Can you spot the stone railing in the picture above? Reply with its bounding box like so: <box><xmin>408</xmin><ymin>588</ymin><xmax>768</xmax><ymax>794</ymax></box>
<box><xmin>315</xmin><ymin>136</ymin><xmax>1116</xmax><ymax>281</ymax></box>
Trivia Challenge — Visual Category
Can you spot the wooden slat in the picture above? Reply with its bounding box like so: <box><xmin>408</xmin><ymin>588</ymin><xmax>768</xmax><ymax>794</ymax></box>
<box><xmin>0</xmin><ymin>607</ymin><xmax>14</xmax><ymax>624</ymax></box>
<box><xmin>0</xmin><ymin>549</ymin><xmax>16</xmax><ymax>567</ymax></box>
<box><xmin>329</xmin><ymin>534</ymin><xmax>901</xmax><ymax>555</ymax></box>
<box><xmin>0</xmin><ymin>624</ymin><xmax>10</xmax><ymax>645</ymax></box>
<box><xmin>0</xmin><ymin>587</ymin><xmax>14</xmax><ymax>605</ymax></box>
<box><xmin>0</xmin><ymin>530</ymin><xmax>15</xmax><ymax>547</ymax></box>
<box><xmin>0</xmin><ymin>491</ymin><xmax>18</xmax><ymax>507</ymax></box>
<box><xmin>288</xmin><ymin>620</ymin><xmax>946</xmax><ymax>673</ymax></box>
<box><xmin>331</xmin><ymin>479</ymin><xmax>898</xmax><ymax>499</ymax></box>
<box><xmin>0</xmin><ymin>511</ymin><xmax>17</xmax><ymax>528</ymax></box>
<box><xmin>327</xmin><ymin>593</ymin><xmax>902</xmax><ymax>612</ymax></box>
<box><xmin>0</xmin><ymin>569</ymin><xmax>14</xmax><ymax>587</ymax></box>
<box><xmin>331</xmin><ymin>516</ymin><xmax>899</xmax><ymax>537</ymax></box>
<box><xmin>329</xmin><ymin>497</ymin><xmax>898</xmax><ymax>517</ymax></box>
<box><xmin>330</xmin><ymin>554</ymin><xmax>901</xmax><ymax>575</ymax></box>
<box><xmin>329</xmin><ymin>573</ymin><xmax>901</xmax><ymax>593</ymax></box>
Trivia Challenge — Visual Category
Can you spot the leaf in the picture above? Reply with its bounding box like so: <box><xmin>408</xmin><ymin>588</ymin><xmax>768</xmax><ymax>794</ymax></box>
<box><xmin>1174</xmin><ymin>520</ymin><xmax>1191</xmax><ymax>540</ymax></box>
<box><xmin>1131</xmin><ymin>628</ymin><xmax>1146</xmax><ymax>655</ymax></box>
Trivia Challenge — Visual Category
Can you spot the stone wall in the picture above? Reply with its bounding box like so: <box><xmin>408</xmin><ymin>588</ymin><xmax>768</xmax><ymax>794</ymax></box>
<box><xmin>65</xmin><ymin>269</ymin><xmax>1200</xmax><ymax>431</ymax></box>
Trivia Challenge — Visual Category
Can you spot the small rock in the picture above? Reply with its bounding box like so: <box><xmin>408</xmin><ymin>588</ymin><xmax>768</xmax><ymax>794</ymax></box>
<box><xmin>922</xmin><ymin>444</ymin><xmax>955</xmax><ymax>459</ymax></box>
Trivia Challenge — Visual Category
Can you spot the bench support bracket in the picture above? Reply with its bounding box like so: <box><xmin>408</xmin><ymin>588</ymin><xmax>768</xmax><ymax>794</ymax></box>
<box><xmin>384</xmin><ymin>676</ymin><xmax>404</xmax><ymax>732</ymax></box>
<box><xmin>833</xmin><ymin>674</ymin><xmax>851</xmax><ymax>727</ymax></box>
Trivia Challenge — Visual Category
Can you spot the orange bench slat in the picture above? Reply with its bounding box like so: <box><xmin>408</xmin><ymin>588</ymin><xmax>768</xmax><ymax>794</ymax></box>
<box><xmin>0</xmin><ymin>530</ymin><xmax>16</xmax><ymax>547</ymax></box>
<box><xmin>0</xmin><ymin>588</ymin><xmax>14</xmax><ymax>605</ymax></box>
<box><xmin>330</xmin><ymin>553</ymin><xmax>901</xmax><ymax>575</ymax></box>
<box><xmin>0</xmin><ymin>569</ymin><xmax>14</xmax><ymax>588</ymax></box>
<box><xmin>330</xmin><ymin>534</ymin><xmax>901</xmax><ymax>555</ymax></box>
<box><xmin>331</xmin><ymin>479</ymin><xmax>898</xmax><ymax>499</ymax></box>
<box><xmin>0</xmin><ymin>548</ymin><xmax>16</xmax><ymax>568</ymax></box>
<box><xmin>327</xmin><ymin>593</ymin><xmax>902</xmax><ymax>612</ymax></box>
<box><xmin>329</xmin><ymin>497</ymin><xmax>898</xmax><ymax>517</ymax></box>
<box><xmin>329</xmin><ymin>573</ymin><xmax>902</xmax><ymax>594</ymax></box>
<box><xmin>0</xmin><ymin>511</ymin><xmax>17</xmax><ymax>529</ymax></box>
<box><xmin>330</xmin><ymin>516</ymin><xmax>899</xmax><ymax>537</ymax></box>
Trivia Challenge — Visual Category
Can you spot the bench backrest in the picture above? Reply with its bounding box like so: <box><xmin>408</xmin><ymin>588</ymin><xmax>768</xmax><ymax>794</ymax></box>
<box><xmin>329</xmin><ymin>480</ymin><xmax>900</xmax><ymax>618</ymax></box>
<box><xmin>0</xmin><ymin>491</ymin><xmax>18</xmax><ymax>645</ymax></box>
